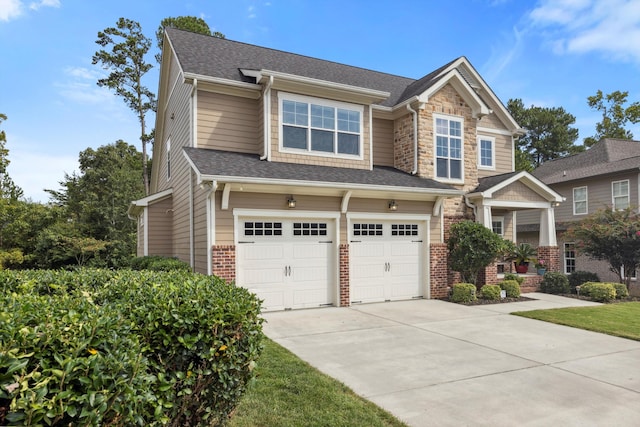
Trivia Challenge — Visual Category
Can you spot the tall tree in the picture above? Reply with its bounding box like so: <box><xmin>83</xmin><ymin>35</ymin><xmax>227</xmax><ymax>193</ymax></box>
<box><xmin>584</xmin><ymin>90</ymin><xmax>640</xmax><ymax>147</ymax></box>
<box><xmin>155</xmin><ymin>16</ymin><xmax>222</xmax><ymax>63</ymax></box>
<box><xmin>507</xmin><ymin>99</ymin><xmax>582</xmax><ymax>171</ymax></box>
<box><xmin>47</xmin><ymin>140</ymin><xmax>145</xmax><ymax>267</ymax></box>
<box><xmin>567</xmin><ymin>207</ymin><xmax>640</xmax><ymax>289</ymax></box>
<box><xmin>0</xmin><ymin>113</ymin><xmax>23</xmax><ymax>200</ymax></box>
<box><xmin>93</xmin><ymin>18</ymin><xmax>156</xmax><ymax>195</ymax></box>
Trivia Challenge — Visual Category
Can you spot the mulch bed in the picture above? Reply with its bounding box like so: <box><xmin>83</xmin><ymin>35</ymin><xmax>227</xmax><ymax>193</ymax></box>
<box><xmin>444</xmin><ymin>296</ymin><xmax>537</xmax><ymax>306</ymax></box>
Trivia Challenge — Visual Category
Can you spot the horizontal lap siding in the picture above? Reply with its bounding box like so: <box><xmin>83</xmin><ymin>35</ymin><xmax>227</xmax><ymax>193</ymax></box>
<box><xmin>197</xmin><ymin>92</ymin><xmax>260</xmax><ymax>153</ymax></box>
<box><xmin>147</xmin><ymin>197</ymin><xmax>173</xmax><ymax>257</ymax></box>
<box><xmin>372</xmin><ymin>118</ymin><xmax>394</xmax><ymax>167</ymax></box>
<box><xmin>193</xmin><ymin>181</ymin><xmax>209</xmax><ymax>274</ymax></box>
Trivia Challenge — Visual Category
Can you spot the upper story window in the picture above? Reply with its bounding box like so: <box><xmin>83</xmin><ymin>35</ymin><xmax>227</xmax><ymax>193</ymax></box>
<box><xmin>434</xmin><ymin>114</ymin><xmax>463</xmax><ymax>182</ymax></box>
<box><xmin>573</xmin><ymin>186</ymin><xmax>587</xmax><ymax>215</ymax></box>
<box><xmin>612</xmin><ymin>180</ymin><xmax>629</xmax><ymax>210</ymax></box>
<box><xmin>477</xmin><ymin>136</ymin><xmax>495</xmax><ymax>170</ymax></box>
<box><xmin>280</xmin><ymin>93</ymin><xmax>363</xmax><ymax>158</ymax></box>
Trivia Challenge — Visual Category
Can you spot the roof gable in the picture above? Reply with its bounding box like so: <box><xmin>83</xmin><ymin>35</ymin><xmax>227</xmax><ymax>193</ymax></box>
<box><xmin>469</xmin><ymin>171</ymin><xmax>564</xmax><ymax>203</ymax></box>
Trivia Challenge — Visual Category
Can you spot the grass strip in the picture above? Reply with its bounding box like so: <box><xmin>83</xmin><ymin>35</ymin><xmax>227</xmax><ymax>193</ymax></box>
<box><xmin>513</xmin><ymin>301</ymin><xmax>640</xmax><ymax>341</ymax></box>
<box><xmin>229</xmin><ymin>338</ymin><xmax>407</xmax><ymax>427</ymax></box>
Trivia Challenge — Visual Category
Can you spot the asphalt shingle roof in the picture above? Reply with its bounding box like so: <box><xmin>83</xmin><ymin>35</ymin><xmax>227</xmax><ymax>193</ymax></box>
<box><xmin>532</xmin><ymin>138</ymin><xmax>640</xmax><ymax>184</ymax></box>
<box><xmin>166</xmin><ymin>28</ymin><xmax>460</xmax><ymax>108</ymax></box>
<box><xmin>184</xmin><ymin>147</ymin><xmax>459</xmax><ymax>192</ymax></box>
<box><xmin>471</xmin><ymin>171</ymin><xmax>522</xmax><ymax>193</ymax></box>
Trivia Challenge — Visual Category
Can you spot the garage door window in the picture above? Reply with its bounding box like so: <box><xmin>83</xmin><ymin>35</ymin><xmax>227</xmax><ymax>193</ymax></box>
<box><xmin>391</xmin><ymin>224</ymin><xmax>418</xmax><ymax>236</ymax></box>
<box><xmin>353</xmin><ymin>223</ymin><xmax>383</xmax><ymax>236</ymax></box>
<box><xmin>293</xmin><ymin>222</ymin><xmax>328</xmax><ymax>236</ymax></box>
<box><xmin>244</xmin><ymin>222</ymin><xmax>283</xmax><ymax>236</ymax></box>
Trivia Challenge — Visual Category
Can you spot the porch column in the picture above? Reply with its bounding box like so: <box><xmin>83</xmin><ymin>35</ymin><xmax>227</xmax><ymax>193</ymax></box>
<box><xmin>539</xmin><ymin>205</ymin><xmax>557</xmax><ymax>246</ymax></box>
<box><xmin>476</xmin><ymin>203</ymin><xmax>493</xmax><ymax>229</ymax></box>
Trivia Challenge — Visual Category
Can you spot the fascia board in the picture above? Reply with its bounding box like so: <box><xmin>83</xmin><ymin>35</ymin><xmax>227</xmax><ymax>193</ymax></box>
<box><xmin>478</xmin><ymin>171</ymin><xmax>565</xmax><ymax>202</ymax></box>
<box><xmin>417</xmin><ymin>70</ymin><xmax>491</xmax><ymax>118</ymax></box>
<box><xmin>197</xmin><ymin>173</ymin><xmax>464</xmax><ymax>197</ymax></box>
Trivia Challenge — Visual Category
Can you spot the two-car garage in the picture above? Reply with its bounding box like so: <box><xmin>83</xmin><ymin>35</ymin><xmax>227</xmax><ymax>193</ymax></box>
<box><xmin>235</xmin><ymin>210</ymin><xmax>429</xmax><ymax>311</ymax></box>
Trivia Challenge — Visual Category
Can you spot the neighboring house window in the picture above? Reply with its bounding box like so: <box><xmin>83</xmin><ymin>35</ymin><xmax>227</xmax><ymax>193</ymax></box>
<box><xmin>166</xmin><ymin>139</ymin><xmax>171</xmax><ymax>180</ymax></box>
<box><xmin>477</xmin><ymin>136</ymin><xmax>495</xmax><ymax>170</ymax></box>
<box><xmin>564</xmin><ymin>243</ymin><xmax>576</xmax><ymax>274</ymax></box>
<box><xmin>492</xmin><ymin>216</ymin><xmax>504</xmax><ymax>236</ymax></box>
<box><xmin>434</xmin><ymin>115</ymin><xmax>463</xmax><ymax>182</ymax></box>
<box><xmin>280</xmin><ymin>93</ymin><xmax>362</xmax><ymax>157</ymax></box>
<box><xmin>621</xmin><ymin>266</ymin><xmax>637</xmax><ymax>281</ymax></box>
<box><xmin>573</xmin><ymin>186</ymin><xmax>587</xmax><ymax>215</ymax></box>
<box><xmin>612</xmin><ymin>180</ymin><xmax>630</xmax><ymax>210</ymax></box>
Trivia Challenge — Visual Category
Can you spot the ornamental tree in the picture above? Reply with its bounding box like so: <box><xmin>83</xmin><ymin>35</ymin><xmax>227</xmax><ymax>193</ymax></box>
<box><xmin>566</xmin><ymin>207</ymin><xmax>640</xmax><ymax>289</ymax></box>
<box><xmin>447</xmin><ymin>220</ymin><xmax>511</xmax><ymax>286</ymax></box>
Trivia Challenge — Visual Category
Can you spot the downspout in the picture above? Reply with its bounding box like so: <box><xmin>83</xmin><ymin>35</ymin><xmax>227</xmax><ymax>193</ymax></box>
<box><xmin>464</xmin><ymin>195</ymin><xmax>478</xmax><ymax>218</ymax></box>
<box><xmin>406</xmin><ymin>103</ymin><xmax>418</xmax><ymax>175</ymax></box>
<box><xmin>191</xmin><ymin>79</ymin><xmax>198</xmax><ymax>148</ymax></box>
<box><xmin>260</xmin><ymin>75</ymin><xmax>274</xmax><ymax>160</ymax></box>
<box><xmin>206</xmin><ymin>181</ymin><xmax>217</xmax><ymax>276</ymax></box>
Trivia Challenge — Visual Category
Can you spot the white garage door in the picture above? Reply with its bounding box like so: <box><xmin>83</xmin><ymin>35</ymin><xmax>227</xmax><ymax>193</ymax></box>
<box><xmin>350</xmin><ymin>221</ymin><xmax>424</xmax><ymax>304</ymax></box>
<box><xmin>237</xmin><ymin>218</ymin><xmax>335</xmax><ymax>311</ymax></box>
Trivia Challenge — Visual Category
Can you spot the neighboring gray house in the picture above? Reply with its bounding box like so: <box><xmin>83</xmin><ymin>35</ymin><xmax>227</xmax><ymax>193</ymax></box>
<box><xmin>129</xmin><ymin>28</ymin><xmax>562</xmax><ymax>311</ymax></box>
<box><xmin>518</xmin><ymin>138</ymin><xmax>640</xmax><ymax>288</ymax></box>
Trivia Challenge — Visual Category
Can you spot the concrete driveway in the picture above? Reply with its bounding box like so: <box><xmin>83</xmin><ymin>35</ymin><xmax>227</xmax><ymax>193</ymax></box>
<box><xmin>263</xmin><ymin>293</ymin><xmax>640</xmax><ymax>426</ymax></box>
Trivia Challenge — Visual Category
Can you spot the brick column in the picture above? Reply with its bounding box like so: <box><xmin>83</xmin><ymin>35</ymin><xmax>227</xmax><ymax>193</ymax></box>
<box><xmin>339</xmin><ymin>244</ymin><xmax>350</xmax><ymax>307</ymax></box>
<box><xmin>430</xmin><ymin>243</ymin><xmax>449</xmax><ymax>298</ymax></box>
<box><xmin>477</xmin><ymin>262</ymin><xmax>499</xmax><ymax>287</ymax></box>
<box><xmin>212</xmin><ymin>245</ymin><xmax>236</xmax><ymax>282</ymax></box>
<box><xmin>536</xmin><ymin>246</ymin><xmax>560</xmax><ymax>273</ymax></box>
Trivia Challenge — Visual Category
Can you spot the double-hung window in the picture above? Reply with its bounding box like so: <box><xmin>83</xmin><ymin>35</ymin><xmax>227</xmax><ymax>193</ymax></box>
<box><xmin>612</xmin><ymin>180</ymin><xmax>629</xmax><ymax>210</ymax></box>
<box><xmin>573</xmin><ymin>186</ymin><xmax>587</xmax><ymax>215</ymax></box>
<box><xmin>281</xmin><ymin>94</ymin><xmax>362</xmax><ymax>157</ymax></box>
<box><xmin>492</xmin><ymin>216</ymin><xmax>504</xmax><ymax>236</ymax></box>
<box><xmin>477</xmin><ymin>136</ymin><xmax>495</xmax><ymax>170</ymax></box>
<box><xmin>564</xmin><ymin>243</ymin><xmax>576</xmax><ymax>274</ymax></box>
<box><xmin>435</xmin><ymin>115</ymin><xmax>463</xmax><ymax>181</ymax></box>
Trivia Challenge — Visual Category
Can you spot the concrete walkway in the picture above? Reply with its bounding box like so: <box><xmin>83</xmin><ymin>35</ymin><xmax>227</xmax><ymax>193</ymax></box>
<box><xmin>263</xmin><ymin>293</ymin><xmax>640</xmax><ymax>426</ymax></box>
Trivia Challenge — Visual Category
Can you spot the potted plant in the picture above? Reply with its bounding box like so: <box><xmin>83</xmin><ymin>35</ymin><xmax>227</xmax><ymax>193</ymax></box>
<box><xmin>535</xmin><ymin>259</ymin><xmax>547</xmax><ymax>275</ymax></box>
<box><xmin>507</xmin><ymin>243</ymin><xmax>537</xmax><ymax>274</ymax></box>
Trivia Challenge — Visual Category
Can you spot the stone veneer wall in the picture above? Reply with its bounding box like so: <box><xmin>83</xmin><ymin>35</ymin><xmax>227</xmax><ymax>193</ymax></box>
<box><xmin>212</xmin><ymin>245</ymin><xmax>236</xmax><ymax>282</ymax></box>
<box><xmin>339</xmin><ymin>244</ymin><xmax>350</xmax><ymax>307</ymax></box>
<box><xmin>393</xmin><ymin>113</ymin><xmax>414</xmax><ymax>174</ymax></box>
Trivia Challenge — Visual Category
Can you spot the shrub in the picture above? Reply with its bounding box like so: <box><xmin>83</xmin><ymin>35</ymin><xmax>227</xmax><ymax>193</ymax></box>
<box><xmin>129</xmin><ymin>255</ymin><xmax>192</xmax><ymax>272</ymax></box>
<box><xmin>539</xmin><ymin>272</ymin><xmax>570</xmax><ymax>294</ymax></box>
<box><xmin>0</xmin><ymin>269</ymin><xmax>264</xmax><ymax>426</ymax></box>
<box><xmin>613</xmin><ymin>283</ymin><xmax>629</xmax><ymax>299</ymax></box>
<box><xmin>480</xmin><ymin>284</ymin><xmax>501</xmax><ymax>300</ymax></box>
<box><xmin>503</xmin><ymin>273</ymin><xmax>524</xmax><ymax>286</ymax></box>
<box><xmin>450</xmin><ymin>283</ymin><xmax>477</xmax><ymax>303</ymax></box>
<box><xmin>498</xmin><ymin>280</ymin><xmax>521</xmax><ymax>298</ymax></box>
<box><xmin>568</xmin><ymin>271</ymin><xmax>600</xmax><ymax>293</ymax></box>
<box><xmin>579</xmin><ymin>282</ymin><xmax>616</xmax><ymax>302</ymax></box>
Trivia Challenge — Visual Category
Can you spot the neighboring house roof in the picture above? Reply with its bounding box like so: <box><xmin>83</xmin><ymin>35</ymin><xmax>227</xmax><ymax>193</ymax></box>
<box><xmin>533</xmin><ymin>138</ymin><xmax>640</xmax><ymax>184</ymax></box>
<box><xmin>183</xmin><ymin>147</ymin><xmax>461</xmax><ymax>194</ymax></box>
<box><xmin>165</xmin><ymin>28</ymin><xmax>513</xmax><ymax>120</ymax></box>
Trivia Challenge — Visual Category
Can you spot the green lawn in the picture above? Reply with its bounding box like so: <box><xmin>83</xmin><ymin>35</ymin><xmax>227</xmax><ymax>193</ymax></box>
<box><xmin>229</xmin><ymin>339</ymin><xmax>407</xmax><ymax>427</ymax></box>
<box><xmin>514</xmin><ymin>302</ymin><xmax>640</xmax><ymax>341</ymax></box>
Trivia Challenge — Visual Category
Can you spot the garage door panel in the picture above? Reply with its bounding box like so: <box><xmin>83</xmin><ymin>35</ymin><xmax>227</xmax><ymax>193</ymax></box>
<box><xmin>350</xmin><ymin>242</ymin><xmax>385</xmax><ymax>258</ymax></box>
<box><xmin>389</xmin><ymin>242</ymin><xmax>420</xmax><ymax>257</ymax></box>
<box><xmin>250</xmin><ymin>290</ymin><xmax>286</xmax><ymax>312</ymax></box>
<box><xmin>292</xmin><ymin>243</ymin><xmax>330</xmax><ymax>259</ymax></box>
<box><xmin>351</xmin><ymin>284</ymin><xmax>385</xmax><ymax>302</ymax></box>
<box><xmin>241</xmin><ymin>266</ymin><xmax>284</xmax><ymax>286</ymax></box>
<box><xmin>241</xmin><ymin>244</ymin><xmax>285</xmax><ymax>260</ymax></box>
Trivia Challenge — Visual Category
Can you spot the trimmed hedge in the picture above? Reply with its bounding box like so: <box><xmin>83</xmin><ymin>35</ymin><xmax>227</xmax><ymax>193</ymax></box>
<box><xmin>498</xmin><ymin>280</ymin><xmax>521</xmax><ymax>298</ymax></box>
<box><xmin>451</xmin><ymin>283</ymin><xmax>477</xmax><ymax>303</ymax></box>
<box><xmin>579</xmin><ymin>281</ymin><xmax>616</xmax><ymax>302</ymax></box>
<box><xmin>613</xmin><ymin>283</ymin><xmax>629</xmax><ymax>299</ymax></box>
<box><xmin>568</xmin><ymin>271</ymin><xmax>600</xmax><ymax>294</ymax></box>
<box><xmin>503</xmin><ymin>272</ymin><xmax>524</xmax><ymax>286</ymax></box>
<box><xmin>129</xmin><ymin>256</ymin><xmax>192</xmax><ymax>272</ymax></box>
<box><xmin>540</xmin><ymin>272</ymin><xmax>570</xmax><ymax>294</ymax></box>
<box><xmin>0</xmin><ymin>269</ymin><xmax>264</xmax><ymax>426</ymax></box>
<box><xmin>480</xmin><ymin>284</ymin><xmax>501</xmax><ymax>300</ymax></box>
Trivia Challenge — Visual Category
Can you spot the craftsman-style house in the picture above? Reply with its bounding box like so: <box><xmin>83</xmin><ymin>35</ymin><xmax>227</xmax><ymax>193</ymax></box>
<box><xmin>129</xmin><ymin>28</ymin><xmax>562</xmax><ymax>311</ymax></box>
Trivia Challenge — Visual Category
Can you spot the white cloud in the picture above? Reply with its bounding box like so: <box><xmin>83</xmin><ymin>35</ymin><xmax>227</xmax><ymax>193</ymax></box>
<box><xmin>28</xmin><ymin>0</ymin><xmax>59</xmax><ymax>11</ymax></box>
<box><xmin>482</xmin><ymin>26</ymin><xmax>524</xmax><ymax>82</ymax></box>
<box><xmin>247</xmin><ymin>5</ymin><xmax>256</xmax><ymax>19</ymax></box>
<box><xmin>56</xmin><ymin>66</ymin><xmax>114</xmax><ymax>105</ymax></box>
<box><xmin>0</xmin><ymin>0</ymin><xmax>22</xmax><ymax>21</ymax></box>
<box><xmin>528</xmin><ymin>0</ymin><xmax>640</xmax><ymax>62</ymax></box>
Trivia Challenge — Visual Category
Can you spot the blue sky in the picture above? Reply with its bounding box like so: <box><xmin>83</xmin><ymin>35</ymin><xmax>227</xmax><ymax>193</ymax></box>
<box><xmin>1</xmin><ymin>0</ymin><xmax>640</xmax><ymax>202</ymax></box>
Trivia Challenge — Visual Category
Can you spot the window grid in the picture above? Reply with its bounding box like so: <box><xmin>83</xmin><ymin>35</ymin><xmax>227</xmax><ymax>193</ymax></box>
<box><xmin>282</xmin><ymin>97</ymin><xmax>361</xmax><ymax>156</ymax></box>
<box><xmin>391</xmin><ymin>224</ymin><xmax>419</xmax><ymax>236</ymax></box>
<box><xmin>293</xmin><ymin>222</ymin><xmax>328</xmax><ymax>236</ymax></box>
<box><xmin>478</xmin><ymin>137</ymin><xmax>494</xmax><ymax>169</ymax></box>
<box><xmin>353</xmin><ymin>223</ymin><xmax>383</xmax><ymax>236</ymax></box>
<box><xmin>564</xmin><ymin>243</ymin><xmax>576</xmax><ymax>274</ymax></box>
<box><xmin>492</xmin><ymin>219</ymin><xmax>504</xmax><ymax>236</ymax></box>
<box><xmin>435</xmin><ymin>117</ymin><xmax>463</xmax><ymax>180</ymax></box>
<box><xmin>244</xmin><ymin>222</ymin><xmax>283</xmax><ymax>237</ymax></box>
<box><xmin>573</xmin><ymin>186</ymin><xmax>587</xmax><ymax>215</ymax></box>
<box><xmin>612</xmin><ymin>180</ymin><xmax>629</xmax><ymax>210</ymax></box>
